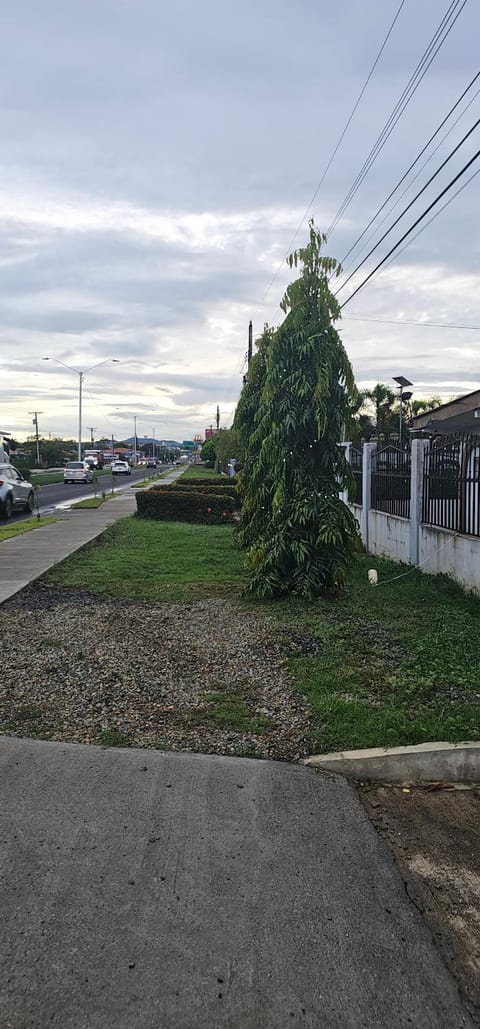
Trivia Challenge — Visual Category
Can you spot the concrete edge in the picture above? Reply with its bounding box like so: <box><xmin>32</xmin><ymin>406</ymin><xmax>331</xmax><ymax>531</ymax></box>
<box><xmin>303</xmin><ymin>740</ymin><xmax>480</xmax><ymax>783</ymax></box>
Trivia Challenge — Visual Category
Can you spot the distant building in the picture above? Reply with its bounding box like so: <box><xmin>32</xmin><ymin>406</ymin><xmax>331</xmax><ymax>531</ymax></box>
<box><xmin>411</xmin><ymin>389</ymin><xmax>480</xmax><ymax>435</ymax></box>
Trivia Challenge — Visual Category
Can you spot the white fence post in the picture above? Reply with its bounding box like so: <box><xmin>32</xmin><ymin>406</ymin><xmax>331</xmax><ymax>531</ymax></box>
<box><xmin>361</xmin><ymin>442</ymin><xmax>376</xmax><ymax>551</ymax></box>
<box><xmin>410</xmin><ymin>438</ymin><xmax>429</xmax><ymax>566</ymax></box>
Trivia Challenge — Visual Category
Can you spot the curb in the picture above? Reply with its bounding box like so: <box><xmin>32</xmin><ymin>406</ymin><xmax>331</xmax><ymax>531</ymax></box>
<box><xmin>303</xmin><ymin>740</ymin><xmax>480</xmax><ymax>783</ymax></box>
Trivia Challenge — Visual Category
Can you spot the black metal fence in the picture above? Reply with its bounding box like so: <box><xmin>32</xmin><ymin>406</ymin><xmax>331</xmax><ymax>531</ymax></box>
<box><xmin>350</xmin><ymin>447</ymin><xmax>363</xmax><ymax>504</ymax></box>
<box><xmin>422</xmin><ymin>434</ymin><xmax>480</xmax><ymax>537</ymax></box>
<box><xmin>371</xmin><ymin>444</ymin><xmax>411</xmax><ymax>518</ymax></box>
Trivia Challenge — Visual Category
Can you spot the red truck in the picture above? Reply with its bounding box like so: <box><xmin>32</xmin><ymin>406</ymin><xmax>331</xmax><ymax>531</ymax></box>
<box><xmin>84</xmin><ymin>449</ymin><xmax>105</xmax><ymax>469</ymax></box>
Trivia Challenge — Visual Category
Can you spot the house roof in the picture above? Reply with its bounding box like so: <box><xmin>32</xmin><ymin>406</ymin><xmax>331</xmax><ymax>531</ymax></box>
<box><xmin>411</xmin><ymin>389</ymin><xmax>480</xmax><ymax>435</ymax></box>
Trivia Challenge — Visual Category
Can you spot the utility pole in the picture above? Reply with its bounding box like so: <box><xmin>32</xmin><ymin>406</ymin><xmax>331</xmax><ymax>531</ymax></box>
<box><xmin>248</xmin><ymin>320</ymin><xmax>253</xmax><ymax>365</ymax></box>
<box><xmin>152</xmin><ymin>427</ymin><xmax>156</xmax><ymax>461</ymax></box>
<box><xmin>28</xmin><ymin>410</ymin><xmax>43</xmax><ymax>466</ymax></box>
<box><xmin>134</xmin><ymin>415</ymin><xmax>138</xmax><ymax>465</ymax></box>
<box><xmin>88</xmin><ymin>426</ymin><xmax>96</xmax><ymax>444</ymax></box>
<box><xmin>216</xmin><ymin>405</ymin><xmax>220</xmax><ymax>431</ymax></box>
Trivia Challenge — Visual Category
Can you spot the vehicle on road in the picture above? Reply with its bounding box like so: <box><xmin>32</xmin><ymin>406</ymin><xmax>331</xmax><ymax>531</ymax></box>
<box><xmin>64</xmin><ymin>461</ymin><xmax>94</xmax><ymax>485</ymax></box>
<box><xmin>84</xmin><ymin>449</ymin><xmax>105</xmax><ymax>469</ymax></box>
<box><xmin>146</xmin><ymin>458</ymin><xmax>157</xmax><ymax>468</ymax></box>
<box><xmin>0</xmin><ymin>463</ymin><xmax>35</xmax><ymax>519</ymax></box>
<box><xmin>111</xmin><ymin>460</ymin><xmax>131</xmax><ymax>476</ymax></box>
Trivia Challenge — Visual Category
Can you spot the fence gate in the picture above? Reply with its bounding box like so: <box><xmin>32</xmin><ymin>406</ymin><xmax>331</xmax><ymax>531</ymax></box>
<box><xmin>371</xmin><ymin>443</ymin><xmax>411</xmax><ymax>519</ymax></box>
<box><xmin>422</xmin><ymin>434</ymin><xmax>480</xmax><ymax>537</ymax></box>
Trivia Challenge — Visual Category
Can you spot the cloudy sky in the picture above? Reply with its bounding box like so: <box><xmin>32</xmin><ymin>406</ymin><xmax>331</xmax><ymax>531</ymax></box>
<box><xmin>1</xmin><ymin>0</ymin><xmax>479</xmax><ymax>444</ymax></box>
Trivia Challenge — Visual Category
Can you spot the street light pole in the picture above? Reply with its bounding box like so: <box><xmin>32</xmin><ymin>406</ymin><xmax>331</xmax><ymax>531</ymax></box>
<box><xmin>134</xmin><ymin>415</ymin><xmax>138</xmax><ymax>465</ymax></box>
<box><xmin>393</xmin><ymin>376</ymin><xmax>413</xmax><ymax>444</ymax></box>
<box><xmin>42</xmin><ymin>358</ymin><xmax>119</xmax><ymax>460</ymax></box>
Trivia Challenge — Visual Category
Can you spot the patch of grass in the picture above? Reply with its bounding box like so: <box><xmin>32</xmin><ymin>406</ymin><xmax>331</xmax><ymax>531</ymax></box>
<box><xmin>42</xmin><ymin>515</ymin><xmax>480</xmax><ymax>752</ymax></box>
<box><xmin>1</xmin><ymin>702</ymin><xmax>55</xmax><ymax>739</ymax></box>
<box><xmin>206</xmin><ymin>691</ymin><xmax>271</xmax><ymax>734</ymax></box>
<box><xmin>72</xmin><ymin>497</ymin><xmax>105</xmax><ymax>509</ymax></box>
<box><xmin>182</xmin><ymin>465</ymin><xmax>225</xmax><ymax>480</ymax></box>
<box><xmin>98</xmin><ymin>728</ymin><xmax>131</xmax><ymax>747</ymax></box>
<box><xmin>272</xmin><ymin>554</ymin><xmax>480</xmax><ymax>752</ymax></box>
<box><xmin>45</xmin><ymin>516</ymin><xmax>246</xmax><ymax>601</ymax></box>
<box><xmin>0</xmin><ymin>516</ymin><xmax>59</xmax><ymax>542</ymax></box>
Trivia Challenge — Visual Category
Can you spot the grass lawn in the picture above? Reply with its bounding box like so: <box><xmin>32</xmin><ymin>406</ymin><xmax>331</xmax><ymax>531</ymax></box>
<box><xmin>71</xmin><ymin>497</ymin><xmax>106</xmax><ymax>509</ymax></box>
<box><xmin>182</xmin><ymin>465</ymin><xmax>225</xmax><ymax>480</ymax></box>
<box><xmin>43</xmin><ymin>517</ymin><xmax>480</xmax><ymax>752</ymax></box>
<box><xmin>46</xmin><ymin>517</ymin><xmax>245</xmax><ymax>601</ymax></box>
<box><xmin>0</xmin><ymin>516</ymin><xmax>59</xmax><ymax>542</ymax></box>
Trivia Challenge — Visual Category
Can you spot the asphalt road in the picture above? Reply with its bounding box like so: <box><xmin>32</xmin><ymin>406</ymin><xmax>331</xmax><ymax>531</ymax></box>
<box><xmin>0</xmin><ymin>739</ymin><xmax>472</xmax><ymax>1029</ymax></box>
<box><xmin>30</xmin><ymin>465</ymin><xmax>168</xmax><ymax>516</ymax></box>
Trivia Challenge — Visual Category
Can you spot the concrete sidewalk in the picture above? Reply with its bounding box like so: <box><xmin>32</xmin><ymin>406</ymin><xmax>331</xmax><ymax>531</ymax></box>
<box><xmin>0</xmin><ymin>738</ymin><xmax>472</xmax><ymax>1029</ymax></box>
<box><xmin>0</xmin><ymin>467</ymin><xmax>184</xmax><ymax>604</ymax></box>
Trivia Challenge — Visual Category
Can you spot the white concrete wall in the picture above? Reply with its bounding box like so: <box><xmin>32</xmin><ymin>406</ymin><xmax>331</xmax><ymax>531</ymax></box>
<box><xmin>419</xmin><ymin>525</ymin><xmax>480</xmax><ymax>594</ymax></box>
<box><xmin>367</xmin><ymin>510</ymin><xmax>410</xmax><ymax>562</ymax></box>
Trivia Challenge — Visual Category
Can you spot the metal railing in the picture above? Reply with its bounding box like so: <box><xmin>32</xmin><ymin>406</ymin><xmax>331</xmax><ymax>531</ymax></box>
<box><xmin>422</xmin><ymin>434</ymin><xmax>480</xmax><ymax>537</ymax></box>
<box><xmin>371</xmin><ymin>443</ymin><xmax>411</xmax><ymax>518</ymax></box>
<box><xmin>350</xmin><ymin>447</ymin><xmax>363</xmax><ymax>504</ymax></box>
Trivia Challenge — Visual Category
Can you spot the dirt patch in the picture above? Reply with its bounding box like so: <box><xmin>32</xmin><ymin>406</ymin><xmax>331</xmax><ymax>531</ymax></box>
<box><xmin>360</xmin><ymin>783</ymin><xmax>480</xmax><ymax>1024</ymax></box>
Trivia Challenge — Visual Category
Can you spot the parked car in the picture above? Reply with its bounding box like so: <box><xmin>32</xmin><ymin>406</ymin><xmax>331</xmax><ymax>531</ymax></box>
<box><xmin>111</xmin><ymin>460</ymin><xmax>131</xmax><ymax>476</ymax></box>
<box><xmin>0</xmin><ymin>463</ymin><xmax>35</xmax><ymax>519</ymax></box>
<box><xmin>64</xmin><ymin>461</ymin><xmax>93</xmax><ymax>485</ymax></box>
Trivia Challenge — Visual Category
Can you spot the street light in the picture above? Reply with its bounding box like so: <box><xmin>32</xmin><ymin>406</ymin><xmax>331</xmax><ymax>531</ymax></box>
<box><xmin>393</xmin><ymin>376</ymin><xmax>413</xmax><ymax>444</ymax></box>
<box><xmin>43</xmin><ymin>358</ymin><xmax>119</xmax><ymax>460</ymax></box>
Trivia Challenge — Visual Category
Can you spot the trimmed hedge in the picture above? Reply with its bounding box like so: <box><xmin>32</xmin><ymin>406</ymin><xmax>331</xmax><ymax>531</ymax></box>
<box><xmin>176</xmin><ymin>477</ymin><xmax>234</xmax><ymax>489</ymax></box>
<box><xmin>150</xmin><ymin>482</ymin><xmax>238</xmax><ymax>504</ymax></box>
<box><xmin>136</xmin><ymin>488</ymin><xmax>236</xmax><ymax>524</ymax></box>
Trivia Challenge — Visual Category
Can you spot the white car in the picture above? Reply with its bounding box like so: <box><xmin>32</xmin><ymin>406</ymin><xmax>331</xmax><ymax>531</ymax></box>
<box><xmin>111</xmin><ymin>460</ymin><xmax>131</xmax><ymax>476</ymax></box>
<box><xmin>0</xmin><ymin>463</ymin><xmax>35</xmax><ymax>519</ymax></box>
<box><xmin>64</xmin><ymin>461</ymin><xmax>94</xmax><ymax>484</ymax></box>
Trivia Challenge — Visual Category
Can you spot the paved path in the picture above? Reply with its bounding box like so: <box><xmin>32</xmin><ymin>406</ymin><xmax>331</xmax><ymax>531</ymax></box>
<box><xmin>0</xmin><ymin>739</ymin><xmax>471</xmax><ymax>1029</ymax></box>
<box><xmin>0</xmin><ymin>468</ymin><xmax>184</xmax><ymax>604</ymax></box>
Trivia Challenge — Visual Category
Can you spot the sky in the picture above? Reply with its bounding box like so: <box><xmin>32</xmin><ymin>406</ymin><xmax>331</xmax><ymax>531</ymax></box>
<box><xmin>1</xmin><ymin>0</ymin><xmax>479</xmax><ymax>444</ymax></box>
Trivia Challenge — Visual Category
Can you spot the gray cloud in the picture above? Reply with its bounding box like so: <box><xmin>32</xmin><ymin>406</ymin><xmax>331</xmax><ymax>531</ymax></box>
<box><xmin>1</xmin><ymin>0</ymin><xmax>479</xmax><ymax>440</ymax></box>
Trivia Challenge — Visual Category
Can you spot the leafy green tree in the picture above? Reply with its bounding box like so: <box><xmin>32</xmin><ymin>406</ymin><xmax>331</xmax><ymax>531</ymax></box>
<box><xmin>215</xmin><ymin>427</ymin><xmax>243</xmax><ymax>470</ymax></box>
<box><xmin>233</xmin><ymin>325</ymin><xmax>275</xmax><ymax>493</ymax></box>
<box><xmin>200</xmin><ymin>437</ymin><xmax>217</xmax><ymax>466</ymax></box>
<box><xmin>238</xmin><ymin>222</ymin><xmax>360</xmax><ymax>598</ymax></box>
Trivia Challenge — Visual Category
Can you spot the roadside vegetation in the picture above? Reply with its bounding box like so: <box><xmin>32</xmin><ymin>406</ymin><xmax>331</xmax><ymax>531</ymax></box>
<box><xmin>0</xmin><ymin>516</ymin><xmax>59</xmax><ymax>542</ymax></box>
<box><xmin>42</xmin><ymin>516</ymin><xmax>480</xmax><ymax>752</ymax></box>
<box><xmin>182</xmin><ymin>465</ymin><xmax>225</xmax><ymax>480</ymax></box>
<box><xmin>46</xmin><ymin>518</ymin><xmax>245</xmax><ymax>601</ymax></box>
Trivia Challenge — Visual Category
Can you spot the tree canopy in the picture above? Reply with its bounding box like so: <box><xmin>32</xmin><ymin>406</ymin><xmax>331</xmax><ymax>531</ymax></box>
<box><xmin>236</xmin><ymin>222</ymin><xmax>360</xmax><ymax>598</ymax></box>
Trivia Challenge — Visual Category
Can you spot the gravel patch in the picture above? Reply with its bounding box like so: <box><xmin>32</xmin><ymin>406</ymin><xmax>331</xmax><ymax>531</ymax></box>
<box><xmin>0</xmin><ymin>585</ymin><xmax>313</xmax><ymax>761</ymax></box>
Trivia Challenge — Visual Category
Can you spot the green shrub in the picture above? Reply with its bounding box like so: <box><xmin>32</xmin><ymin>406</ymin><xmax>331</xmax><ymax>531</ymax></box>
<box><xmin>175</xmin><ymin>477</ymin><xmax>235</xmax><ymax>489</ymax></box>
<box><xmin>136</xmin><ymin>489</ymin><xmax>236</xmax><ymax>524</ymax></box>
<box><xmin>150</xmin><ymin>482</ymin><xmax>238</xmax><ymax>504</ymax></box>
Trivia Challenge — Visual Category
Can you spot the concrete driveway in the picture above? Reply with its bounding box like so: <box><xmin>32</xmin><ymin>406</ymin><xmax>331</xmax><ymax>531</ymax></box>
<box><xmin>0</xmin><ymin>738</ymin><xmax>472</xmax><ymax>1028</ymax></box>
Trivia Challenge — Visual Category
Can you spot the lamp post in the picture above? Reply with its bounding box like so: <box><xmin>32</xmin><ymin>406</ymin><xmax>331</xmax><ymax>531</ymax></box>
<box><xmin>393</xmin><ymin>376</ymin><xmax>413</xmax><ymax>444</ymax></box>
<box><xmin>43</xmin><ymin>358</ymin><xmax>119</xmax><ymax>460</ymax></box>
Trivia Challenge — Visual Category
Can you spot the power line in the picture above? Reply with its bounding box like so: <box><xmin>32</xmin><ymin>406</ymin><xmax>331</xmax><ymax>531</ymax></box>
<box><xmin>337</xmin><ymin>70</ymin><xmax>480</xmax><ymax>274</ymax></box>
<box><xmin>251</xmin><ymin>0</ymin><xmax>406</xmax><ymax>319</ymax></box>
<box><xmin>326</xmin><ymin>0</ymin><xmax>469</xmax><ymax>240</ymax></box>
<box><xmin>344</xmin><ymin>315</ymin><xmax>480</xmax><ymax>330</ymax></box>
<box><xmin>340</xmin><ymin>147</ymin><xmax>480</xmax><ymax>308</ymax></box>
<box><xmin>335</xmin><ymin>114</ymin><xmax>480</xmax><ymax>296</ymax></box>
<box><xmin>379</xmin><ymin>163</ymin><xmax>480</xmax><ymax>272</ymax></box>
